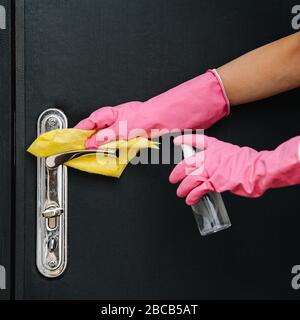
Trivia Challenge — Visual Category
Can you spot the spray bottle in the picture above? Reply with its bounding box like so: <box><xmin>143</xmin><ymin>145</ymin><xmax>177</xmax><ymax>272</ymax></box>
<box><xmin>181</xmin><ymin>144</ymin><xmax>231</xmax><ymax>236</ymax></box>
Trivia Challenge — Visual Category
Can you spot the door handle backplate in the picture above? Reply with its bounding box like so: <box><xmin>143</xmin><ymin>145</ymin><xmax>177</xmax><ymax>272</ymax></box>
<box><xmin>36</xmin><ymin>108</ymin><xmax>68</xmax><ymax>278</ymax></box>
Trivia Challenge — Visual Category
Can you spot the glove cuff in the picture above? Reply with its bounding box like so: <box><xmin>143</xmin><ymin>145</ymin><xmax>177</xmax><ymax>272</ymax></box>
<box><xmin>208</xmin><ymin>69</ymin><xmax>230</xmax><ymax>116</ymax></box>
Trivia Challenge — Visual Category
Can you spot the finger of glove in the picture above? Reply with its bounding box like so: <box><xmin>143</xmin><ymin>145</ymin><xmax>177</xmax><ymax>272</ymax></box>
<box><xmin>85</xmin><ymin>127</ymin><xmax>118</xmax><ymax>149</ymax></box>
<box><xmin>185</xmin><ymin>181</ymin><xmax>213</xmax><ymax>205</ymax></box>
<box><xmin>75</xmin><ymin>107</ymin><xmax>117</xmax><ymax>131</ymax></box>
<box><xmin>169</xmin><ymin>157</ymin><xmax>197</xmax><ymax>184</ymax></box>
<box><xmin>176</xmin><ymin>173</ymin><xmax>206</xmax><ymax>198</ymax></box>
<box><xmin>74</xmin><ymin>118</ymin><xmax>96</xmax><ymax>130</ymax></box>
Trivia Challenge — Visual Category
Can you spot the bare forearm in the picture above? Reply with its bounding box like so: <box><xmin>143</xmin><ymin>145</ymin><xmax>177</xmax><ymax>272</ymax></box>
<box><xmin>217</xmin><ymin>32</ymin><xmax>300</xmax><ymax>106</ymax></box>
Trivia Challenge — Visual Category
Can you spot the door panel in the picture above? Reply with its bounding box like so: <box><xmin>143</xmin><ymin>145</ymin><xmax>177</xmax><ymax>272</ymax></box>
<box><xmin>15</xmin><ymin>0</ymin><xmax>300</xmax><ymax>299</ymax></box>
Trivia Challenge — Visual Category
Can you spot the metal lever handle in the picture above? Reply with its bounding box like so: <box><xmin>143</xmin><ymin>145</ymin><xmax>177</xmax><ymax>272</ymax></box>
<box><xmin>45</xmin><ymin>149</ymin><xmax>116</xmax><ymax>169</ymax></box>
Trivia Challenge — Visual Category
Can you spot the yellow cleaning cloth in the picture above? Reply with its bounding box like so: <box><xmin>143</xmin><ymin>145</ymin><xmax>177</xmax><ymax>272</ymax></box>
<box><xmin>27</xmin><ymin>128</ymin><xmax>159</xmax><ymax>178</ymax></box>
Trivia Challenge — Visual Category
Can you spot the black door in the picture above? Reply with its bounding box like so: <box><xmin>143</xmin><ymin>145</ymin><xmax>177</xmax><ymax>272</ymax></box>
<box><xmin>7</xmin><ymin>0</ymin><xmax>300</xmax><ymax>299</ymax></box>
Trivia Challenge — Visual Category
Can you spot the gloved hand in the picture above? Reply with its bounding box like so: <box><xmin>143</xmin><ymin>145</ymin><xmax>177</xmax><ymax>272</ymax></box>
<box><xmin>75</xmin><ymin>69</ymin><xmax>230</xmax><ymax>148</ymax></box>
<box><xmin>169</xmin><ymin>134</ymin><xmax>300</xmax><ymax>205</ymax></box>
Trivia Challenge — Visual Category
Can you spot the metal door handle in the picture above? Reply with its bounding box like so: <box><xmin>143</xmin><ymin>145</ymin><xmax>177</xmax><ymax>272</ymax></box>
<box><xmin>36</xmin><ymin>108</ymin><xmax>68</xmax><ymax>277</ymax></box>
<box><xmin>45</xmin><ymin>149</ymin><xmax>116</xmax><ymax>169</ymax></box>
<box><xmin>36</xmin><ymin>109</ymin><xmax>116</xmax><ymax>277</ymax></box>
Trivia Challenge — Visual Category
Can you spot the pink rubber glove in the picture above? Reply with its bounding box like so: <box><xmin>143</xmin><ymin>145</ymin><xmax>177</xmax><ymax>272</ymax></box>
<box><xmin>169</xmin><ymin>134</ymin><xmax>300</xmax><ymax>205</ymax></box>
<box><xmin>75</xmin><ymin>70</ymin><xmax>229</xmax><ymax>148</ymax></box>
